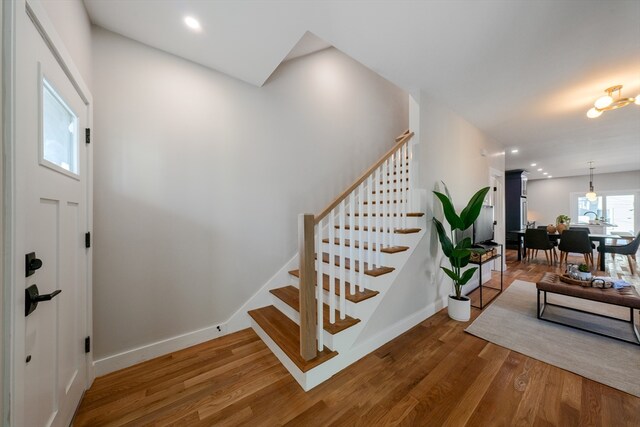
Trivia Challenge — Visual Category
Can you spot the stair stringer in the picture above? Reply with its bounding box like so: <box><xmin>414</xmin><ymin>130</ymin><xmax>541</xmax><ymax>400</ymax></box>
<box><xmin>251</xmin><ymin>219</ymin><xmax>451</xmax><ymax>391</ymax></box>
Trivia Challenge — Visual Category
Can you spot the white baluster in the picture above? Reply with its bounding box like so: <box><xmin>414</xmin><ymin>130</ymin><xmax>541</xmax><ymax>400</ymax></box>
<box><xmin>382</xmin><ymin>160</ymin><xmax>388</xmax><ymax>249</ymax></box>
<box><xmin>316</xmin><ymin>220</ymin><xmax>323</xmax><ymax>350</ymax></box>
<box><xmin>375</xmin><ymin>166</ymin><xmax>382</xmax><ymax>268</ymax></box>
<box><xmin>395</xmin><ymin>149</ymin><xmax>401</xmax><ymax>240</ymax></box>
<box><xmin>358</xmin><ymin>183</ymin><xmax>365</xmax><ymax>293</ymax></box>
<box><xmin>367</xmin><ymin>175</ymin><xmax>373</xmax><ymax>273</ymax></box>
<box><xmin>328</xmin><ymin>209</ymin><xmax>336</xmax><ymax>324</ymax></box>
<box><xmin>349</xmin><ymin>191</ymin><xmax>356</xmax><ymax>295</ymax></box>
<box><xmin>407</xmin><ymin>140</ymin><xmax>414</xmax><ymax>212</ymax></box>
<box><xmin>380</xmin><ymin>161</ymin><xmax>391</xmax><ymax>249</ymax></box>
<box><xmin>339</xmin><ymin>200</ymin><xmax>346</xmax><ymax>320</ymax></box>
<box><xmin>402</xmin><ymin>143</ymin><xmax>408</xmax><ymax>229</ymax></box>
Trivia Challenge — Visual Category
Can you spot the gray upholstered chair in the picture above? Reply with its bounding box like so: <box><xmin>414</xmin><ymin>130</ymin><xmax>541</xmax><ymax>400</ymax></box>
<box><xmin>570</xmin><ymin>227</ymin><xmax>596</xmax><ymax>249</ymax></box>
<box><xmin>525</xmin><ymin>228</ymin><xmax>556</xmax><ymax>265</ymax></box>
<box><xmin>558</xmin><ymin>229</ymin><xmax>593</xmax><ymax>268</ymax></box>
<box><xmin>598</xmin><ymin>232</ymin><xmax>640</xmax><ymax>275</ymax></box>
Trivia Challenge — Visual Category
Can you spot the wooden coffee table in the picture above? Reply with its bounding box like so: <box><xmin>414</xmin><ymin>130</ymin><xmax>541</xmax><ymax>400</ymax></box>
<box><xmin>536</xmin><ymin>272</ymin><xmax>640</xmax><ymax>345</ymax></box>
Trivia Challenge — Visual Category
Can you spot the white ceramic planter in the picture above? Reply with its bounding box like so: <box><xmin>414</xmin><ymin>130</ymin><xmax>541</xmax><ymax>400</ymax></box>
<box><xmin>577</xmin><ymin>271</ymin><xmax>592</xmax><ymax>281</ymax></box>
<box><xmin>448</xmin><ymin>295</ymin><xmax>471</xmax><ymax>322</ymax></box>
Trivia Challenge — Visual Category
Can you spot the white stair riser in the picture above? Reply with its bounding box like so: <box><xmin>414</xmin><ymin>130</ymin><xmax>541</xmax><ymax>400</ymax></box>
<box><xmin>269</xmin><ymin>294</ymin><xmax>364</xmax><ymax>352</ymax></box>
<box><xmin>287</xmin><ymin>279</ymin><xmax>377</xmax><ymax>319</ymax></box>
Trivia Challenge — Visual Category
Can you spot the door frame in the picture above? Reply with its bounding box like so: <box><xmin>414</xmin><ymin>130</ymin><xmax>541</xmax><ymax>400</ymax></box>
<box><xmin>2</xmin><ymin>0</ymin><xmax>94</xmax><ymax>424</ymax></box>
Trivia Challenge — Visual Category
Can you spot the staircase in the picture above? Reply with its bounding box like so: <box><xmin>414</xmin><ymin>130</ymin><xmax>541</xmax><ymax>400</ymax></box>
<box><xmin>248</xmin><ymin>131</ymin><xmax>427</xmax><ymax>390</ymax></box>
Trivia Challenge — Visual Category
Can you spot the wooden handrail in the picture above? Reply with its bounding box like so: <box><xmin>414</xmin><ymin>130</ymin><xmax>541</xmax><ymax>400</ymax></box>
<box><xmin>395</xmin><ymin>129</ymin><xmax>410</xmax><ymax>142</ymax></box>
<box><xmin>314</xmin><ymin>131</ymin><xmax>414</xmax><ymax>223</ymax></box>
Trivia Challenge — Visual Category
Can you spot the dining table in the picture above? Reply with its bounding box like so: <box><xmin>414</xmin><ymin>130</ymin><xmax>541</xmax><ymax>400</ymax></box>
<box><xmin>509</xmin><ymin>229</ymin><xmax>621</xmax><ymax>271</ymax></box>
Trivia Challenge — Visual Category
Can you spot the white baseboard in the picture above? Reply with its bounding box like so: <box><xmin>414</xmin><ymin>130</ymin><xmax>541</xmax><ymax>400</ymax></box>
<box><xmin>93</xmin><ymin>322</ymin><xmax>228</xmax><ymax>376</ymax></box>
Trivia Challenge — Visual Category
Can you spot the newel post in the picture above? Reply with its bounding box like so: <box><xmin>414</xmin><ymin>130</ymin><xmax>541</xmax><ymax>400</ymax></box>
<box><xmin>299</xmin><ymin>214</ymin><xmax>318</xmax><ymax>361</ymax></box>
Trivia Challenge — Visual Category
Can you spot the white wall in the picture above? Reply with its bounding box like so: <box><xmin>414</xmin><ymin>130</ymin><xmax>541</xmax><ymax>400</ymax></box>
<box><xmin>528</xmin><ymin>170</ymin><xmax>640</xmax><ymax>228</ymax></box>
<box><xmin>39</xmin><ymin>0</ymin><xmax>92</xmax><ymax>90</ymax></box>
<box><xmin>92</xmin><ymin>28</ymin><xmax>408</xmax><ymax>360</ymax></box>
<box><xmin>417</xmin><ymin>92</ymin><xmax>505</xmax><ymax>303</ymax></box>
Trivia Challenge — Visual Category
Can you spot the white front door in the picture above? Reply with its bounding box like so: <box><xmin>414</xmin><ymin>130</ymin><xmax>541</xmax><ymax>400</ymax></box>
<box><xmin>13</xmin><ymin>5</ymin><xmax>91</xmax><ymax>426</ymax></box>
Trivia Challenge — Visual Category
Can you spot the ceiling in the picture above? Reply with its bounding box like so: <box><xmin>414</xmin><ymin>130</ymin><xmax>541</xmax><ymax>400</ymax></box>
<box><xmin>83</xmin><ymin>0</ymin><xmax>640</xmax><ymax>179</ymax></box>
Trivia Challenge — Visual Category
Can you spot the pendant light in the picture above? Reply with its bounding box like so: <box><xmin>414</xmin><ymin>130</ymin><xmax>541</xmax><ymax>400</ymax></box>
<box><xmin>585</xmin><ymin>161</ymin><xmax>597</xmax><ymax>201</ymax></box>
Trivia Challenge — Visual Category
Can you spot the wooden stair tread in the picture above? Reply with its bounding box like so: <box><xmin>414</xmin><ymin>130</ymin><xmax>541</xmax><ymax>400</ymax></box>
<box><xmin>288</xmin><ymin>270</ymin><xmax>379</xmax><ymax>303</ymax></box>
<box><xmin>316</xmin><ymin>253</ymin><xmax>395</xmax><ymax>277</ymax></box>
<box><xmin>395</xmin><ymin>228</ymin><xmax>422</xmax><ymax>234</ymax></box>
<box><xmin>322</xmin><ymin>238</ymin><xmax>409</xmax><ymax>254</ymax></box>
<box><xmin>337</xmin><ymin>225</ymin><xmax>422</xmax><ymax>234</ymax></box>
<box><xmin>269</xmin><ymin>286</ymin><xmax>361</xmax><ymax>334</ymax></box>
<box><xmin>348</xmin><ymin>212</ymin><xmax>424</xmax><ymax>217</ymax></box>
<box><xmin>248</xmin><ymin>306</ymin><xmax>337</xmax><ymax>372</ymax></box>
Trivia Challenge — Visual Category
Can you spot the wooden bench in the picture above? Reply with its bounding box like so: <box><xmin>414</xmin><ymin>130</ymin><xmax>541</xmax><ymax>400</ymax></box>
<box><xmin>536</xmin><ymin>272</ymin><xmax>640</xmax><ymax>345</ymax></box>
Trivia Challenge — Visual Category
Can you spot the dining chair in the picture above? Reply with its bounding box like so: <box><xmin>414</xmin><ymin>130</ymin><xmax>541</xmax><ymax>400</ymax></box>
<box><xmin>558</xmin><ymin>229</ymin><xmax>594</xmax><ymax>268</ymax></box>
<box><xmin>597</xmin><ymin>231</ymin><xmax>640</xmax><ymax>275</ymax></box>
<box><xmin>525</xmin><ymin>228</ymin><xmax>556</xmax><ymax>265</ymax></box>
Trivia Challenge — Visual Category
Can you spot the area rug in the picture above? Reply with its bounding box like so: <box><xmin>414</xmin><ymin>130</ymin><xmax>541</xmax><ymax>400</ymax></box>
<box><xmin>465</xmin><ymin>280</ymin><xmax>640</xmax><ymax>397</ymax></box>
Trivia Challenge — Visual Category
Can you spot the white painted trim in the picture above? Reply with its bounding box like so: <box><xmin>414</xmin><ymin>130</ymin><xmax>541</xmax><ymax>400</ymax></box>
<box><xmin>93</xmin><ymin>322</ymin><xmax>228</xmax><ymax>377</ymax></box>
<box><xmin>2</xmin><ymin>0</ymin><xmax>17</xmax><ymax>423</ymax></box>
<box><xmin>25</xmin><ymin>0</ymin><xmax>92</xmax><ymax>105</ymax></box>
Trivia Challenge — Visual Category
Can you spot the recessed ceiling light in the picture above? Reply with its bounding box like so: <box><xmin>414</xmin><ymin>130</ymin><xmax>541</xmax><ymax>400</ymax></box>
<box><xmin>531</xmin><ymin>163</ymin><xmax>537</xmax><ymax>167</ymax></box>
<box><xmin>511</xmin><ymin>149</ymin><xmax>519</xmax><ymax>153</ymax></box>
<box><xmin>548</xmin><ymin>175</ymin><xmax>553</xmax><ymax>178</ymax></box>
<box><xmin>537</xmin><ymin>168</ymin><xmax>543</xmax><ymax>172</ymax></box>
<box><xmin>184</xmin><ymin>16</ymin><xmax>201</xmax><ymax>31</ymax></box>
<box><xmin>543</xmin><ymin>172</ymin><xmax>548</xmax><ymax>175</ymax></box>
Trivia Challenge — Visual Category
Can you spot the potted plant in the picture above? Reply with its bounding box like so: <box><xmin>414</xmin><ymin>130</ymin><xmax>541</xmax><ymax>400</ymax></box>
<box><xmin>556</xmin><ymin>214</ymin><xmax>571</xmax><ymax>233</ymax></box>
<box><xmin>433</xmin><ymin>183</ymin><xmax>490</xmax><ymax>321</ymax></box>
<box><xmin>577</xmin><ymin>263</ymin><xmax>592</xmax><ymax>280</ymax></box>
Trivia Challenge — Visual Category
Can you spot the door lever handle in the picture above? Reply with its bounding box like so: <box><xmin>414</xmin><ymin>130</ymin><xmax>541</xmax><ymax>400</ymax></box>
<box><xmin>25</xmin><ymin>284</ymin><xmax>62</xmax><ymax>316</ymax></box>
<box><xmin>33</xmin><ymin>289</ymin><xmax>61</xmax><ymax>302</ymax></box>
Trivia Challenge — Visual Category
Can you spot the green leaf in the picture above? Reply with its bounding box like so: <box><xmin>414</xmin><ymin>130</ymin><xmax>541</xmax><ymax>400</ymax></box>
<box><xmin>458</xmin><ymin>267</ymin><xmax>478</xmax><ymax>286</ymax></box>
<box><xmin>441</xmin><ymin>181</ymin><xmax>452</xmax><ymax>201</ymax></box>
<box><xmin>450</xmin><ymin>250</ymin><xmax>471</xmax><ymax>268</ymax></box>
<box><xmin>433</xmin><ymin>191</ymin><xmax>464</xmax><ymax>230</ymax></box>
<box><xmin>459</xmin><ymin>186</ymin><xmax>491</xmax><ymax>230</ymax></box>
<box><xmin>455</xmin><ymin>237</ymin><xmax>472</xmax><ymax>250</ymax></box>
<box><xmin>441</xmin><ymin>267</ymin><xmax>460</xmax><ymax>283</ymax></box>
<box><xmin>433</xmin><ymin>217</ymin><xmax>453</xmax><ymax>257</ymax></box>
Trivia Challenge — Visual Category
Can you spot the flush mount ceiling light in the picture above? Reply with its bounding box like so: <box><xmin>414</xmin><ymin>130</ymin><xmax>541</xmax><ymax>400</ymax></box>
<box><xmin>585</xmin><ymin>161</ymin><xmax>597</xmax><ymax>201</ymax></box>
<box><xmin>511</xmin><ymin>149</ymin><xmax>519</xmax><ymax>153</ymax></box>
<box><xmin>184</xmin><ymin>16</ymin><xmax>201</xmax><ymax>31</ymax></box>
<box><xmin>586</xmin><ymin>85</ymin><xmax>639</xmax><ymax>118</ymax></box>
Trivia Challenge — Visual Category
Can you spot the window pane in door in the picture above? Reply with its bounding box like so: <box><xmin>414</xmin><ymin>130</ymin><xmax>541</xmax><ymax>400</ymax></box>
<box><xmin>606</xmin><ymin>195</ymin><xmax>635</xmax><ymax>234</ymax></box>
<box><xmin>42</xmin><ymin>79</ymin><xmax>78</xmax><ymax>174</ymax></box>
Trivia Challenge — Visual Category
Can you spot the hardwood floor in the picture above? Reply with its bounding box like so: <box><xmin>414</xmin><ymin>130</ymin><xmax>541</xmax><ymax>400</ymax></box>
<box><xmin>74</xmin><ymin>250</ymin><xmax>640</xmax><ymax>426</ymax></box>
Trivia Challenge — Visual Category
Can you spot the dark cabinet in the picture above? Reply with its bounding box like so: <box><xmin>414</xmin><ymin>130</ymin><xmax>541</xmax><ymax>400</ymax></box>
<box><xmin>505</xmin><ymin>170</ymin><xmax>528</xmax><ymax>247</ymax></box>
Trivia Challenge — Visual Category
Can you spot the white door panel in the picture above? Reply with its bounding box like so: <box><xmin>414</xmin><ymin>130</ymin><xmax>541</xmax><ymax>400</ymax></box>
<box><xmin>15</xmin><ymin>8</ymin><xmax>90</xmax><ymax>427</ymax></box>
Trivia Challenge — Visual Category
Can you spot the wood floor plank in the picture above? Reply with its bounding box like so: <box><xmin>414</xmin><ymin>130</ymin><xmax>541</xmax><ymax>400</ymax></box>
<box><xmin>74</xmin><ymin>249</ymin><xmax>640</xmax><ymax>426</ymax></box>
